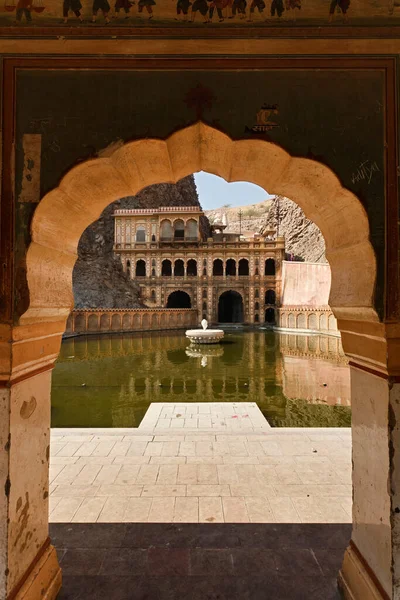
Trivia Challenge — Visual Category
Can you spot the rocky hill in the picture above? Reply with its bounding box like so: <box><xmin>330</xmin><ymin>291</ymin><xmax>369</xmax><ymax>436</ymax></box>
<box><xmin>261</xmin><ymin>196</ymin><xmax>326</xmax><ymax>263</ymax></box>
<box><xmin>205</xmin><ymin>196</ymin><xmax>326</xmax><ymax>263</ymax></box>
<box><xmin>206</xmin><ymin>199</ymin><xmax>273</xmax><ymax>236</ymax></box>
<box><xmin>73</xmin><ymin>175</ymin><xmax>201</xmax><ymax>308</ymax></box>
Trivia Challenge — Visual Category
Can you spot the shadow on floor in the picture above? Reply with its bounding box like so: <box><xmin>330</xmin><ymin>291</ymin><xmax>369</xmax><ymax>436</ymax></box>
<box><xmin>51</xmin><ymin>523</ymin><xmax>350</xmax><ymax>600</ymax></box>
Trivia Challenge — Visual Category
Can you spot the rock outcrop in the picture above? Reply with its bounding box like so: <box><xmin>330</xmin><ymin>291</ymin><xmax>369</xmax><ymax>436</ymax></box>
<box><xmin>261</xmin><ymin>196</ymin><xmax>326</xmax><ymax>263</ymax></box>
<box><xmin>73</xmin><ymin>175</ymin><xmax>201</xmax><ymax>308</ymax></box>
<box><xmin>205</xmin><ymin>196</ymin><xmax>326</xmax><ymax>263</ymax></box>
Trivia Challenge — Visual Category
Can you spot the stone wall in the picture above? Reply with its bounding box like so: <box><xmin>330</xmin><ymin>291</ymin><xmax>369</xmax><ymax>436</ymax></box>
<box><xmin>280</xmin><ymin>261</ymin><xmax>331</xmax><ymax>306</ymax></box>
<box><xmin>66</xmin><ymin>308</ymin><xmax>198</xmax><ymax>336</ymax></box>
<box><xmin>276</xmin><ymin>261</ymin><xmax>338</xmax><ymax>335</ymax></box>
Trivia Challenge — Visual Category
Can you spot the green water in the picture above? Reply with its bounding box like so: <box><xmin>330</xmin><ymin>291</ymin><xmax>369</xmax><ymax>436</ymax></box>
<box><xmin>51</xmin><ymin>330</ymin><xmax>351</xmax><ymax>428</ymax></box>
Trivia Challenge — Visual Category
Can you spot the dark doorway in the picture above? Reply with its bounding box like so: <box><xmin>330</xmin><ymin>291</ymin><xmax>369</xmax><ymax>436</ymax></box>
<box><xmin>265</xmin><ymin>289</ymin><xmax>276</xmax><ymax>304</ymax></box>
<box><xmin>174</xmin><ymin>219</ymin><xmax>185</xmax><ymax>239</ymax></box>
<box><xmin>167</xmin><ymin>291</ymin><xmax>191</xmax><ymax>308</ymax></box>
<box><xmin>213</xmin><ymin>259</ymin><xmax>224</xmax><ymax>276</ymax></box>
<box><xmin>265</xmin><ymin>258</ymin><xmax>276</xmax><ymax>276</ymax></box>
<box><xmin>238</xmin><ymin>258</ymin><xmax>249</xmax><ymax>276</ymax></box>
<box><xmin>162</xmin><ymin>260</ymin><xmax>172</xmax><ymax>276</ymax></box>
<box><xmin>136</xmin><ymin>260</ymin><xmax>146</xmax><ymax>277</ymax></box>
<box><xmin>218</xmin><ymin>291</ymin><xmax>244</xmax><ymax>323</ymax></box>
<box><xmin>265</xmin><ymin>307</ymin><xmax>275</xmax><ymax>323</ymax></box>
<box><xmin>187</xmin><ymin>259</ymin><xmax>197</xmax><ymax>276</ymax></box>
<box><xmin>226</xmin><ymin>259</ymin><xmax>236</xmax><ymax>276</ymax></box>
<box><xmin>174</xmin><ymin>259</ymin><xmax>184</xmax><ymax>277</ymax></box>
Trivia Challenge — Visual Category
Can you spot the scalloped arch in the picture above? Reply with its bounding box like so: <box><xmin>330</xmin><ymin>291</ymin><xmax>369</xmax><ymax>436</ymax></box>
<box><xmin>23</xmin><ymin>122</ymin><xmax>377</xmax><ymax>326</ymax></box>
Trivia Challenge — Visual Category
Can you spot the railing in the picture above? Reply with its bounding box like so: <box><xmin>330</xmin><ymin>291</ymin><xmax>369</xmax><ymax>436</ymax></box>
<box><xmin>114</xmin><ymin>238</ymin><xmax>285</xmax><ymax>251</ymax></box>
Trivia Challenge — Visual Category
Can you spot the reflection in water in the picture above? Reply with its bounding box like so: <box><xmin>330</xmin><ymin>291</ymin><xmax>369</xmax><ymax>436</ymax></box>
<box><xmin>51</xmin><ymin>331</ymin><xmax>351</xmax><ymax>428</ymax></box>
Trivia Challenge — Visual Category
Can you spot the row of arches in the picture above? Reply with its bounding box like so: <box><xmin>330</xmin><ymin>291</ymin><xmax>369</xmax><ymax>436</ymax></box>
<box><xmin>160</xmin><ymin>218</ymin><xmax>198</xmax><ymax>241</ymax></box>
<box><xmin>126</xmin><ymin>257</ymin><xmax>277</xmax><ymax>278</ymax></box>
<box><xmin>280</xmin><ymin>312</ymin><xmax>337</xmax><ymax>332</ymax></box>
<box><xmin>68</xmin><ymin>309</ymin><xmax>196</xmax><ymax>334</ymax></box>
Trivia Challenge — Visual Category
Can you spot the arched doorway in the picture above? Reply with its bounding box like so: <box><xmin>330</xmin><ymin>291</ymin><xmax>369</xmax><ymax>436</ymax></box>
<box><xmin>15</xmin><ymin>123</ymin><xmax>385</xmax><ymax>600</ymax></box>
<box><xmin>135</xmin><ymin>225</ymin><xmax>146</xmax><ymax>243</ymax></box>
<box><xmin>238</xmin><ymin>258</ymin><xmax>249</xmax><ymax>276</ymax></box>
<box><xmin>160</xmin><ymin>219</ymin><xmax>173</xmax><ymax>241</ymax></box>
<box><xmin>213</xmin><ymin>258</ymin><xmax>223</xmax><ymax>276</ymax></box>
<box><xmin>187</xmin><ymin>259</ymin><xmax>197</xmax><ymax>276</ymax></box>
<box><xmin>265</xmin><ymin>258</ymin><xmax>276</xmax><ymax>276</ymax></box>
<box><xmin>218</xmin><ymin>291</ymin><xmax>244</xmax><ymax>323</ymax></box>
<box><xmin>136</xmin><ymin>259</ymin><xmax>146</xmax><ymax>277</ymax></box>
<box><xmin>265</xmin><ymin>289</ymin><xmax>276</xmax><ymax>304</ymax></box>
<box><xmin>174</xmin><ymin>259</ymin><xmax>184</xmax><ymax>276</ymax></box>
<box><xmin>265</xmin><ymin>307</ymin><xmax>275</xmax><ymax>323</ymax></box>
<box><xmin>226</xmin><ymin>258</ymin><xmax>236</xmax><ymax>276</ymax></box>
<box><xmin>173</xmin><ymin>219</ymin><xmax>185</xmax><ymax>239</ymax></box>
<box><xmin>167</xmin><ymin>290</ymin><xmax>191</xmax><ymax>308</ymax></box>
<box><xmin>161</xmin><ymin>259</ymin><xmax>172</xmax><ymax>276</ymax></box>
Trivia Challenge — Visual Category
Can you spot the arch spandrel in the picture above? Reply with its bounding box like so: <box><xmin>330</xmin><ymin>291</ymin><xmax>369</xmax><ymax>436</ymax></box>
<box><xmin>23</xmin><ymin>122</ymin><xmax>377</xmax><ymax>331</ymax></box>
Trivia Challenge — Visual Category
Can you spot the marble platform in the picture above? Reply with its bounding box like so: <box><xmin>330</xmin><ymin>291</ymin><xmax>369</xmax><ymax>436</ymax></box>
<box><xmin>50</xmin><ymin>403</ymin><xmax>351</xmax><ymax>525</ymax></box>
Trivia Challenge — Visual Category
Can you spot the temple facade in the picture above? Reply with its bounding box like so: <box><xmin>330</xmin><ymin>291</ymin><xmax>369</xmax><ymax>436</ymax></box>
<box><xmin>113</xmin><ymin>206</ymin><xmax>285</xmax><ymax>325</ymax></box>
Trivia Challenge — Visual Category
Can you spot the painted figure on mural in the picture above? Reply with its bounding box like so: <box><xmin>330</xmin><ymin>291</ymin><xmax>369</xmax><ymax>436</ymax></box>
<box><xmin>137</xmin><ymin>0</ymin><xmax>155</xmax><ymax>19</ymax></box>
<box><xmin>15</xmin><ymin>0</ymin><xmax>32</xmax><ymax>22</ymax></box>
<box><xmin>269</xmin><ymin>0</ymin><xmax>284</xmax><ymax>18</ymax></box>
<box><xmin>208</xmin><ymin>0</ymin><xmax>225</xmax><ymax>22</ymax></box>
<box><xmin>285</xmin><ymin>0</ymin><xmax>300</xmax><ymax>19</ymax></box>
<box><xmin>113</xmin><ymin>0</ymin><xmax>135</xmax><ymax>18</ymax></box>
<box><xmin>190</xmin><ymin>0</ymin><xmax>210</xmax><ymax>22</ymax></box>
<box><xmin>232</xmin><ymin>0</ymin><xmax>246</xmax><ymax>18</ymax></box>
<box><xmin>62</xmin><ymin>0</ymin><xmax>83</xmax><ymax>22</ymax></box>
<box><xmin>5</xmin><ymin>0</ymin><xmax>398</xmax><ymax>28</ymax></box>
<box><xmin>175</xmin><ymin>0</ymin><xmax>192</xmax><ymax>21</ymax></box>
<box><xmin>92</xmin><ymin>0</ymin><xmax>110</xmax><ymax>21</ymax></box>
<box><xmin>329</xmin><ymin>0</ymin><xmax>350</xmax><ymax>22</ymax></box>
<box><xmin>247</xmin><ymin>0</ymin><xmax>265</xmax><ymax>21</ymax></box>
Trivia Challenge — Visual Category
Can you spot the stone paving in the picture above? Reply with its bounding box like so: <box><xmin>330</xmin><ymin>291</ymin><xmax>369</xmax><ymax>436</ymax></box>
<box><xmin>50</xmin><ymin>403</ymin><xmax>352</xmax><ymax>525</ymax></box>
<box><xmin>139</xmin><ymin>402</ymin><xmax>271</xmax><ymax>431</ymax></box>
<box><xmin>53</xmin><ymin>522</ymin><xmax>349</xmax><ymax>600</ymax></box>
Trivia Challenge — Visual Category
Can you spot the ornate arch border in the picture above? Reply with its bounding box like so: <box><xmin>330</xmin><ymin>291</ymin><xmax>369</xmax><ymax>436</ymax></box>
<box><xmin>23</xmin><ymin>122</ymin><xmax>377</xmax><ymax>329</ymax></box>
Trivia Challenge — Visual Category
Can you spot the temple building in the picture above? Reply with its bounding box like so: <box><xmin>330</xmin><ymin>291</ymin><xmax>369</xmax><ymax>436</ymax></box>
<box><xmin>113</xmin><ymin>206</ymin><xmax>285</xmax><ymax>325</ymax></box>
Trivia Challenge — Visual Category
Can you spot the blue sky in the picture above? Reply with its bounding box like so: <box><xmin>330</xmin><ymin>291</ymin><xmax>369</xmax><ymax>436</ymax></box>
<box><xmin>194</xmin><ymin>171</ymin><xmax>273</xmax><ymax>210</ymax></box>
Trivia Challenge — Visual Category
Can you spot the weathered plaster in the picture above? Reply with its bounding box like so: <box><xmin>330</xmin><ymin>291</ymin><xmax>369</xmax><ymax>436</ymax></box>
<box><xmin>7</xmin><ymin>371</ymin><xmax>52</xmax><ymax>593</ymax></box>
<box><xmin>18</xmin><ymin>135</ymin><xmax>42</xmax><ymax>204</ymax></box>
<box><xmin>0</xmin><ymin>389</ymin><xmax>10</xmax><ymax>600</ymax></box>
<box><xmin>351</xmin><ymin>366</ymin><xmax>392</xmax><ymax>597</ymax></box>
<box><xmin>389</xmin><ymin>382</ymin><xmax>400</xmax><ymax>599</ymax></box>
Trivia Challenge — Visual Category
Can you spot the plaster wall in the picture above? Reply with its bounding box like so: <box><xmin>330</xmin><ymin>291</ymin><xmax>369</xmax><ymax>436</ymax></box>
<box><xmin>0</xmin><ymin>389</ymin><xmax>9</xmax><ymax>599</ymax></box>
<box><xmin>281</xmin><ymin>261</ymin><xmax>331</xmax><ymax>308</ymax></box>
<box><xmin>350</xmin><ymin>367</ymin><xmax>392</xmax><ymax>597</ymax></box>
<box><xmin>7</xmin><ymin>371</ymin><xmax>52</xmax><ymax>593</ymax></box>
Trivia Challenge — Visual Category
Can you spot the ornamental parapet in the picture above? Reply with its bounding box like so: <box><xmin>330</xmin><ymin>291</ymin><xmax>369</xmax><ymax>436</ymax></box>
<box><xmin>65</xmin><ymin>308</ymin><xmax>198</xmax><ymax>337</ymax></box>
<box><xmin>276</xmin><ymin>306</ymin><xmax>339</xmax><ymax>337</ymax></box>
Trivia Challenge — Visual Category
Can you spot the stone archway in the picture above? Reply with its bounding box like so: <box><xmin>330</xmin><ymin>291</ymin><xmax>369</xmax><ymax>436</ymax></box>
<box><xmin>167</xmin><ymin>290</ymin><xmax>191</xmax><ymax>309</ymax></box>
<box><xmin>5</xmin><ymin>122</ymin><xmax>393</xmax><ymax>600</ymax></box>
<box><xmin>218</xmin><ymin>290</ymin><xmax>244</xmax><ymax>323</ymax></box>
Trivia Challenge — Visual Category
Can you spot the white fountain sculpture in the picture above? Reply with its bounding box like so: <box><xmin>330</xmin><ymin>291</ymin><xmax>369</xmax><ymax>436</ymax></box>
<box><xmin>185</xmin><ymin>319</ymin><xmax>224</xmax><ymax>345</ymax></box>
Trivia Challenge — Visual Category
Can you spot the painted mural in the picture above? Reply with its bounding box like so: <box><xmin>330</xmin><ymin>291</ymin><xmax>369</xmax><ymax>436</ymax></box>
<box><xmin>3</xmin><ymin>0</ymin><xmax>400</xmax><ymax>26</ymax></box>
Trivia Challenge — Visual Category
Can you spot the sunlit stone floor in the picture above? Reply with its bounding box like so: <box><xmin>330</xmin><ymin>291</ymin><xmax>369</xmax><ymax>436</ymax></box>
<box><xmin>50</xmin><ymin>403</ymin><xmax>351</xmax><ymax>525</ymax></box>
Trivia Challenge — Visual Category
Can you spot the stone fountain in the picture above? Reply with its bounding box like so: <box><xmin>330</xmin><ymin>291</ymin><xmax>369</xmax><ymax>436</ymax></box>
<box><xmin>185</xmin><ymin>319</ymin><xmax>224</xmax><ymax>345</ymax></box>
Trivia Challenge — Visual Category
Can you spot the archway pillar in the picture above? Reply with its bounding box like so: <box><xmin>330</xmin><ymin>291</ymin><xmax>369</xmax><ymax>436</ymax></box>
<box><xmin>0</xmin><ymin>322</ymin><xmax>64</xmax><ymax>600</ymax></box>
<box><xmin>338</xmin><ymin>320</ymin><xmax>400</xmax><ymax>600</ymax></box>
